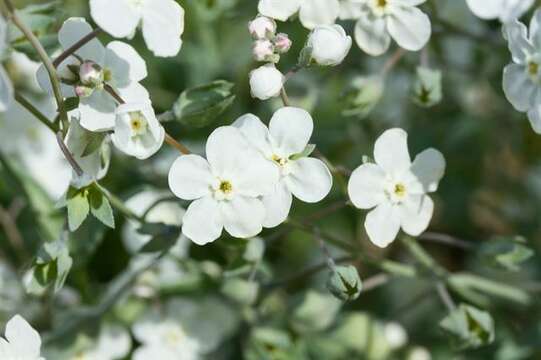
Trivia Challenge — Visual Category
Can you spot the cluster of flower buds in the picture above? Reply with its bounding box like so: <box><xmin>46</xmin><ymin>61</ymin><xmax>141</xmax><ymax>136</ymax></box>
<box><xmin>64</xmin><ymin>60</ymin><xmax>106</xmax><ymax>98</ymax></box>
<box><xmin>248</xmin><ymin>16</ymin><xmax>292</xmax><ymax>63</ymax></box>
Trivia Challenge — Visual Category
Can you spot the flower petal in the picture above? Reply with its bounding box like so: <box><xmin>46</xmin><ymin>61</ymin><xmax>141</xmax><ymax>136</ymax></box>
<box><xmin>503</xmin><ymin>20</ymin><xmax>534</xmax><ymax>64</ymax></box>
<box><xmin>529</xmin><ymin>8</ymin><xmax>541</xmax><ymax>48</ymax></box>
<box><xmin>465</xmin><ymin>0</ymin><xmax>503</xmax><ymax>19</ymax></box>
<box><xmin>284</xmin><ymin>157</ymin><xmax>332</xmax><ymax>203</ymax></box>
<box><xmin>399</xmin><ymin>195</ymin><xmax>433</xmax><ymax>236</ymax></box>
<box><xmin>408</xmin><ymin>148</ymin><xmax>446</xmax><ymax>193</ymax></box>
<box><xmin>78</xmin><ymin>90</ymin><xmax>117</xmax><ymax>131</ymax></box>
<box><xmin>258</xmin><ymin>0</ymin><xmax>301</xmax><ymax>21</ymax></box>
<box><xmin>0</xmin><ymin>66</ymin><xmax>13</xmax><ymax>112</ymax></box>
<box><xmin>232</xmin><ymin>113</ymin><xmax>273</xmax><ymax>157</ymax></box>
<box><xmin>261</xmin><ymin>181</ymin><xmax>293</xmax><ymax>228</ymax></box>
<box><xmin>354</xmin><ymin>13</ymin><xmax>391</xmax><ymax>56</ymax></box>
<box><xmin>365</xmin><ymin>202</ymin><xmax>401</xmax><ymax>248</ymax></box>
<box><xmin>387</xmin><ymin>6</ymin><xmax>431</xmax><ymax>52</ymax></box>
<box><xmin>502</xmin><ymin>63</ymin><xmax>536</xmax><ymax>112</ymax></box>
<box><xmin>269</xmin><ymin>107</ymin><xmax>314</xmax><ymax>157</ymax></box>
<box><xmin>347</xmin><ymin>163</ymin><xmax>386</xmax><ymax>209</ymax></box>
<box><xmin>527</xmin><ymin>106</ymin><xmax>541</xmax><ymax>134</ymax></box>
<box><xmin>220</xmin><ymin>196</ymin><xmax>265</xmax><ymax>238</ymax></box>
<box><xmin>168</xmin><ymin>154</ymin><xmax>214</xmax><ymax>200</ymax></box>
<box><xmin>374</xmin><ymin>128</ymin><xmax>411</xmax><ymax>176</ymax></box>
<box><xmin>141</xmin><ymin>0</ymin><xmax>184</xmax><ymax>57</ymax></box>
<box><xmin>299</xmin><ymin>0</ymin><xmax>340</xmax><ymax>29</ymax></box>
<box><xmin>59</xmin><ymin>17</ymin><xmax>105</xmax><ymax>63</ymax></box>
<box><xmin>182</xmin><ymin>196</ymin><xmax>223</xmax><ymax>245</ymax></box>
<box><xmin>90</xmin><ymin>0</ymin><xmax>140</xmax><ymax>38</ymax></box>
<box><xmin>5</xmin><ymin>315</ymin><xmax>41</xmax><ymax>358</ymax></box>
<box><xmin>105</xmin><ymin>41</ymin><xmax>147</xmax><ymax>86</ymax></box>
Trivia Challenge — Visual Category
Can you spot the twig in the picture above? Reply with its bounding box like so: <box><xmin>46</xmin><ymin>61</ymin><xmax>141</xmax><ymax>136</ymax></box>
<box><xmin>55</xmin><ymin>131</ymin><xmax>83</xmax><ymax>177</ymax></box>
<box><xmin>436</xmin><ymin>281</ymin><xmax>456</xmax><ymax>312</ymax></box>
<box><xmin>419</xmin><ymin>231</ymin><xmax>474</xmax><ymax>250</ymax></box>
<box><xmin>280</xmin><ymin>87</ymin><xmax>291</xmax><ymax>107</ymax></box>
<box><xmin>95</xmin><ymin>183</ymin><xmax>144</xmax><ymax>223</ymax></box>
<box><xmin>362</xmin><ymin>273</ymin><xmax>390</xmax><ymax>292</ymax></box>
<box><xmin>381</xmin><ymin>49</ymin><xmax>406</xmax><ymax>76</ymax></box>
<box><xmin>53</xmin><ymin>28</ymin><xmax>101</xmax><ymax>68</ymax></box>
<box><xmin>0</xmin><ymin>203</ymin><xmax>27</xmax><ymax>261</ymax></box>
<box><xmin>14</xmin><ymin>93</ymin><xmax>58</xmax><ymax>133</ymax></box>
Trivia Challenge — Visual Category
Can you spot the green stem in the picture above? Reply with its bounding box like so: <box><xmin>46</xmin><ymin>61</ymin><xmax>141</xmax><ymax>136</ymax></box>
<box><xmin>401</xmin><ymin>236</ymin><xmax>447</xmax><ymax>277</ymax></box>
<box><xmin>3</xmin><ymin>0</ymin><xmax>69</xmax><ymax>133</ymax></box>
<box><xmin>14</xmin><ymin>92</ymin><xmax>58</xmax><ymax>133</ymax></box>
<box><xmin>96</xmin><ymin>184</ymin><xmax>144</xmax><ymax>223</ymax></box>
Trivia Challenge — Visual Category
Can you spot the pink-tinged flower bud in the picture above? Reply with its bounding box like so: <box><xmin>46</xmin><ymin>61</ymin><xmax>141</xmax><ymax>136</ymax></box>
<box><xmin>78</xmin><ymin>60</ymin><xmax>104</xmax><ymax>87</ymax></box>
<box><xmin>248</xmin><ymin>16</ymin><xmax>276</xmax><ymax>39</ymax></box>
<box><xmin>252</xmin><ymin>40</ymin><xmax>276</xmax><ymax>62</ymax></box>
<box><xmin>74</xmin><ymin>84</ymin><xmax>94</xmax><ymax>98</ymax></box>
<box><xmin>274</xmin><ymin>33</ymin><xmax>292</xmax><ymax>54</ymax></box>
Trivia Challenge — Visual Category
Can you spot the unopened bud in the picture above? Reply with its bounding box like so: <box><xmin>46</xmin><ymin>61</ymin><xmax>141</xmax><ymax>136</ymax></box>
<box><xmin>74</xmin><ymin>84</ymin><xmax>94</xmax><ymax>98</ymax></box>
<box><xmin>248</xmin><ymin>16</ymin><xmax>276</xmax><ymax>39</ymax></box>
<box><xmin>326</xmin><ymin>265</ymin><xmax>362</xmax><ymax>301</ymax></box>
<box><xmin>252</xmin><ymin>40</ymin><xmax>277</xmax><ymax>62</ymax></box>
<box><xmin>79</xmin><ymin>60</ymin><xmax>104</xmax><ymax>87</ymax></box>
<box><xmin>274</xmin><ymin>33</ymin><xmax>292</xmax><ymax>54</ymax></box>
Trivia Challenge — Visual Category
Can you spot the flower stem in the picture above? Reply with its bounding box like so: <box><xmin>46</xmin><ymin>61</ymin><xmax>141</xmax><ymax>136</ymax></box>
<box><xmin>52</xmin><ymin>28</ymin><xmax>101</xmax><ymax>68</ymax></box>
<box><xmin>95</xmin><ymin>183</ymin><xmax>144</xmax><ymax>223</ymax></box>
<box><xmin>14</xmin><ymin>92</ymin><xmax>59</xmax><ymax>133</ymax></box>
<box><xmin>3</xmin><ymin>0</ymin><xmax>69</xmax><ymax>133</ymax></box>
<box><xmin>55</xmin><ymin>131</ymin><xmax>83</xmax><ymax>177</ymax></box>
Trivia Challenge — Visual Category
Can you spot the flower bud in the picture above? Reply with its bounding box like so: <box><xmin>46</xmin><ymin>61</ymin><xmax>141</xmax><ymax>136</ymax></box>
<box><xmin>326</xmin><ymin>265</ymin><xmax>362</xmax><ymax>301</ymax></box>
<box><xmin>307</xmin><ymin>24</ymin><xmax>352</xmax><ymax>66</ymax></box>
<box><xmin>249</xmin><ymin>64</ymin><xmax>284</xmax><ymax>100</ymax></box>
<box><xmin>274</xmin><ymin>33</ymin><xmax>292</xmax><ymax>54</ymax></box>
<box><xmin>252</xmin><ymin>39</ymin><xmax>276</xmax><ymax>62</ymax></box>
<box><xmin>248</xmin><ymin>16</ymin><xmax>276</xmax><ymax>39</ymax></box>
<box><xmin>78</xmin><ymin>60</ymin><xmax>104</xmax><ymax>87</ymax></box>
<box><xmin>74</xmin><ymin>84</ymin><xmax>94</xmax><ymax>98</ymax></box>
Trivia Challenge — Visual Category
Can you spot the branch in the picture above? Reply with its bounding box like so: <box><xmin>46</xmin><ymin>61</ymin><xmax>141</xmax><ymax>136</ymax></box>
<box><xmin>53</xmin><ymin>28</ymin><xmax>101</xmax><ymax>68</ymax></box>
<box><xmin>14</xmin><ymin>92</ymin><xmax>59</xmax><ymax>133</ymax></box>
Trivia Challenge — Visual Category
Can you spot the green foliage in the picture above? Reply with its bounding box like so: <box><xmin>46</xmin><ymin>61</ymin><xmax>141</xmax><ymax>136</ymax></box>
<box><xmin>172</xmin><ymin>80</ymin><xmax>236</xmax><ymax>128</ymax></box>
<box><xmin>291</xmin><ymin>291</ymin><xmax>342</xmax><ymax>333</ymax></box>
<box><xmin>137</xmin><ymin>222</ymin><xmax>181</xmax><ymax>253</ymax></box>
<box><xmin>478</xmin><ymin>235</ymin><xmax>534</xmax><ymax>272</ymax></box>
<box><xmin>221</xmin><ymin>278</ymin><xmax>259</xmax><ymax>305</ymax></box>
<box><xmin>66</xmin><ymin>185</ymin><xmax>114</xmax><ymax>232</ymax></box>
<box><xmin>439</xmin><ymin>304</ymin><xmax>495</xmax><ymax>350</ymax></box>
<box><xmin>340</xmin><ymin>75</ymin><xmax>385</xmax><ymax>118</ymax></box>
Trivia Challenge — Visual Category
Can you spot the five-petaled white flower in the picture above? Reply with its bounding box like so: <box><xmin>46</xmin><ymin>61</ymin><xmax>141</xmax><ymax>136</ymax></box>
<box><xmin>233</xmin><ymin>107</ymin><xmax>333</xmax><ymax>228</ymax></box>
<box><xmin>0</xmin><ymin>15</ymin><xmax>13</xmax><ymax>112</ymax></box>
<box><xmin>0</xmin><ymin>315</ymin><xmax>44</xmax><ymax>360</ymax></box>
<box><xmin>346</xmin><ymin>0</ymin><xmax>431</xmax><ymax>56</ymax></box>
<box><xmin>132</xmin><ymin>312</ymin><xmax>200</xmax><ymax>360</ymax></box>
<box><xmin>90</xmin><ymin>0</ymin><xmax>185</xmax><ymax>57</ymax></box>
<box><xmin>168</xmin><ymin>126</ymin><xmax>279</xmax><ymax>245</ymax></box>
<box><xmin>307</xmin><ymin>24</ymin><xmax>352</xmax><ymax>66</ymax></box>
<box><xmin>37</xmin><ymin>18</ymin><xmax>149</xmax><ymax>132</ymax></box>
<box><xmin>347</xmin><ymin>128</ymin><xmax>445</xmax><ymax>247</ymax></box>
<box><xmin>466</xmin><ymin>0</ymin><xmax>533</xmax><ymax>23</ymax></box>
<box><xmin>111</xmin><ymin>101</ymin><xmax>165</xmax><ymax>160</ymax></box>
<box><xmin>502</xmin><ymin>10</ymin><xmax>541</xmax><ymax>134</ymax></box>
<box><xmin>249</xmin><ymin>64</ymin><xmax>284</xmax><ymax>100</ymax></box>
<box><xmin>258</xmin><ymin>0</ymin><xmax>341</xmax><ymax>29</ymax></box>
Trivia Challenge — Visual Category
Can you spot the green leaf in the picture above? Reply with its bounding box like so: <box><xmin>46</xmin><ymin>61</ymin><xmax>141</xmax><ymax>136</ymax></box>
<box><xmin>64</xmin><ymin>97</ymin><xmax>80</xmax><ymax>113</ymax></box>
<box><xmin>66</xmin><ymin>186</ymin><xmax>90</xmax><ymax>232</ymax></box>
<box><xmin>138</xmin><ymin>223</ymin><xmax>181</xmax><ymax>253</ymax></box>
<box><xmin>340</xmin><ymin>75</ymin><xmax>385</xmax><ymax>119</ymax></box>
<box><xmin>221</xmin><ymin>278</ymin><xmax>259</xmax><ymax>305</ymax></box>
<box><xmin>291</xmin><ymin>291</ymin><xmax>342</xmax><ymax>333</ymax></box>
<box><xmin>88</xmin><ymin>186</ymin><xmax>114</xmax><ymax>228</ymax></box>
<box><xmin>172</xmin><ymin>80</ymin><xmax>236</xmax><ymax>128</ymax></box>
<box><xmin>440</xmin><ymin>304</ymin><xmax>495</xmax><ymax>350</ymax></box>
<box><xmin>478</xmin><ymin>235</ymin><xmax>534</xmax><ymax>272</ymax></box>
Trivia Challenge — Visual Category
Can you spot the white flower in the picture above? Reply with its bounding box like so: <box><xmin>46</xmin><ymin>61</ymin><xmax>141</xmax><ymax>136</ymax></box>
<box><xmin>466</xmin><ymin>0</ymin><xmax>533</xmax><ymax>23</ymax></box>
<box><xmin>249</xmin><ymin>64</ymin><xmax>284</xmax><ymax>100</ymax></box>
<box><xmin>65</xmin><ymin>117</ymin><xmax>111</xmax><ymax>188</ymax></box>
<box><xmin>352</xmin><ymin>0</ymin><xmax>431</xmax><ymax>56</ymax></box>
<box><xmin>233</xmin><ymin>107</ymin><xmax>332</xmax><ymax>228</ymax></box>
<box><xmin>258</xmin><ymin>0</ymin><xmax>341</xmax><ymax>29</ymax></box>
<box><xmin>384</xmin><ymin>322</ymin><xmax>408</xmax><ymax>349</ymax></box>
<box><xmin>37</xmin><ymin>18</ymin><xmax>149</xmax><ymax>132</ymax></box>
<box><xmin>68</xmin><ymin>325</ymin><xmax>131</xmax><ymax>360</ymax></box>
<box><xmin>407</xmin><ymin>346</ymin><xmax>431</xmax><ymax>360</ymax></box>
<box><xmin>0</xmin><ymin>315</ymin><xmax>44</xmax><ymax>360</ymax></box>
<box><xmin>307</xmin><ymin>24</ymin><xmax>352</xmax><ymax>66</ymax></box>
<box><xmin>168</xmin><ymin>126</ymin><xmax>279</xmax><ymax>245</ymax></box>
<box><xmin>502</xmin><ymin>10</ymin><xmax>541</xmax><ymax>133</ymax></box>
<box><xmin>274</xmin><ymin>33</ymin><xmax>293</xmax><ymax>53</ymax></box>
<box><xmin>132</xmin><ymin>313</ymin><xmax>200</xmax><ymax>360</ymax></box>
<box><xmin>248</xmin><ymin>16</ymin><xmax>277</xmax><ymax>39</ymax></box>
<box><xmin>347</xmin><ymin>128</ymin><xmax>445</xmax><ymax>248</ymax></box>
<box><xmin>90</xmin><ymin>0</ymin><xmax>185</xmax><ymax>57</ymax></box>
<box><xmin>0</xmin><ymin>16</ymin><xmax>13</xmax><ymax>112</ymax></box>
<box><xmin>111</xmin><ymin>101</ymin><xmax>165</xmax><ymax>160</ymax></box>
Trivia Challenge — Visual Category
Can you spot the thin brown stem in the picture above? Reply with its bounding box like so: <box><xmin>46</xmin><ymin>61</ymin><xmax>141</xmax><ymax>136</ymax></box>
<box><xmin>56</xmin><ymin>131</ymin><xmax>83</xmax><ymax>176</ymax></box>
<box><xmin>0</xmin><ymin>202</ymin><xmax>27</xmax><ymax>262</ymax></box>
<box><xmin>381</xmin><ymin>49</ymin><xmax>406</xmax><ymax>76</ymax></box>
<box><xmin>53</xmin><ymin>28</ymin><xmax>101</xmax><ymax>68</ymax></box>
<box><xmin>165</xmin><ymin>133</ymin><xmax>191</xmax><ymax>155</ymax></box>
<box><xmin>280</xmin><ymin>87</ymin><xmax>291</xmax><ymax>107</ymax></box>
<box><xmin>15</xmin><ymin>92</ymin><xmax>58</xmax><ymax>133</ymax></box>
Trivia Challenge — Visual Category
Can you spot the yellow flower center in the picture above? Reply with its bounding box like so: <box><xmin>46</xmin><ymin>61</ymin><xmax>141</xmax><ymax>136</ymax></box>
<box><xmin>103</xmin><ymin>68</ymin><xmax>113</xmax><ymax>83</ymax></box>
<box><xmin>394</xmin><ymin>183</ymin><xmax>406</xmax><ymax>198</ymax></box>
<box><xmin>129</xmin><ymin>111</ymin><xmax>148</xmax><ymax>136</ymax></box>
<box><xmin>528</xmin><ymin>61</ymin><xmax>539</xmax><ymax>76</ymax></box>
<box><xmin>377</xmin><ymin>0</ymin><xmax>387</xmax><ymax>7</ymax></box>
<box><xmin>219</xmin><ymin>180</ymin><xmax>233</xmax><ymax>194</ymax></box>
<box><xmin>271</xmin><ymin>154</ymin><xmax>288</xmax><ymax>167</ymax></box>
